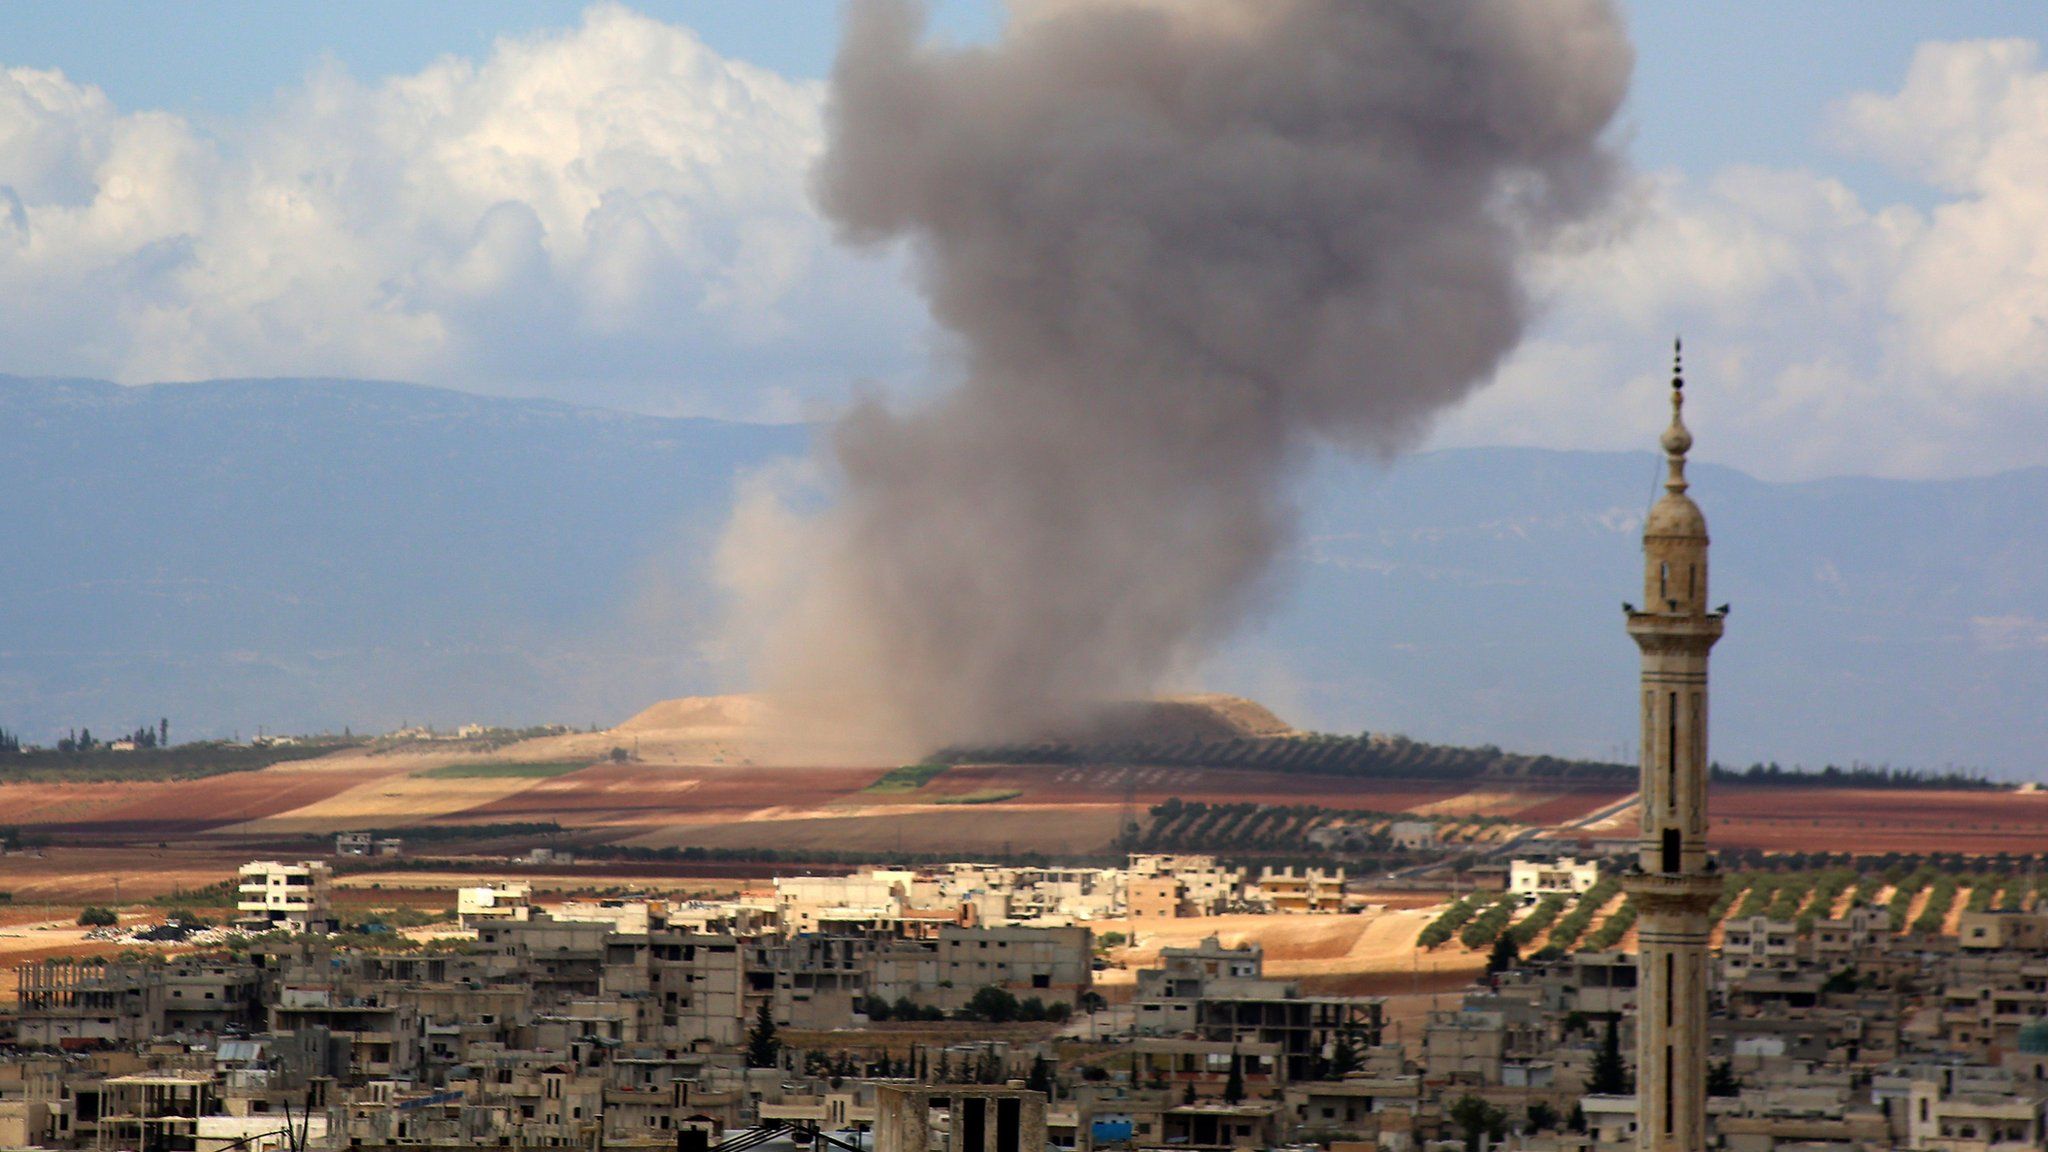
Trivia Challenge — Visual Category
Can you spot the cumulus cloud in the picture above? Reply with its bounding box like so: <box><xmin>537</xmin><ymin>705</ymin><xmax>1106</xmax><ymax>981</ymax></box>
<box><xmin>4</xmin><ymin>15</ymin><xmax>2048</xmax><ymax>481</ymax></box>
<box><xmin>0</xmin><ymin>3</ymin><xmax>922</xmax><ymax>416</ymax></box>
<box><xmin>1433</xmin><ymin>37</ymin><xmax>2048</xmax><ymax>480</ymax></box>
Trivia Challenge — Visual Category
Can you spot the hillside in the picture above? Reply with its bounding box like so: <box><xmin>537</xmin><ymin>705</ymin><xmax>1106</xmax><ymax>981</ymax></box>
<box><xmin>0</xmin><ymin>376</ymin><xmax>807</xmax><ymax>740</ymax></box>
<box><xmin>1</xmin><ymin>375</ymin><xmax>2045</xmax><ymax>776</ymax></box>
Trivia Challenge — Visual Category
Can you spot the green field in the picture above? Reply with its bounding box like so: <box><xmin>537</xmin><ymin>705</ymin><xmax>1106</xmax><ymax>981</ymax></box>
<box><xmin>932</xmin><ymin>789</ymin><xmax>1022</xmax><ymax>805</ymax></box>
<box><xmin>411</xmin><ymin>761</ymin><xmax>587</xmax><ymax>781</ymax></box>
<box><xmin>863</xmin><ymin>763</ymin><xmax>949</xmax><ymax>793</ymax></box>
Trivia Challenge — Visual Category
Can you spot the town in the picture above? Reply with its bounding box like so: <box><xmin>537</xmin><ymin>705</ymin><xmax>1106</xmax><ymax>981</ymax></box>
<box><xmin>1</xmin><ymin>840</ymin><xmax>2045</xmax><ymax>1151</ymax></box>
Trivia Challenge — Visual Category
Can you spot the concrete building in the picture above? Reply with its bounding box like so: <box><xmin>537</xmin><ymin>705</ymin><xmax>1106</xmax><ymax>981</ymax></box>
<box><xmin>1250</xmin><ymin>867</ymin><xmax>1346</xmax><ymax>913</ymax></box>
<box><xmin>1720</xmin><ymin>916</ymin><xmax>1805</xmax><ymax>982</ymax></box>
<box><xmin>1126</xmin><ymin>855</ymin><xmax>1244</xmax><ymax>915</ymax></box>
<box><xmin>874</xmin><ymin>1084</ymin><xmax>1047</xmax><ymax>1152</ymax></box>
<box><xmin>1510</xmin><ymin>857</ymin><xmax>1601</xmax><ymax>897</ymax></box>
<box><xmin>1388</xmin><ymin>821</ymin><xmax>1439</xmax><ymax>851</ymax></box>
<box><xmin>234</xmin><ymin>861</ymin><xmax>335</xmax><ymax>934</ymax></box>
<box><xmin>871</xmin><ymin>925</ymin><xmax>1092</xmax><ymax>1013</ymax></box>
<box><xmin>1959</xmin><ymin>910</ymin><xmax>2048</xmax><ymax>953</ymax></box>
<box><xmin>1813</xmin><ymin>904</ymin><xmax>1891</xmax><ymax>961</ymax></box>
<box><xmin>455</xmin><ymin>882</ymin><xmax>532</xmax><ymax>928</ymax></box>
<box><xmin>1127</xmin><ymin>875</ymin><xmax>1190</xmax><ymax>920</ymax></box>
<box><xmin>1621</xmin><ymin>346</ymin><xmax>1727</xmax><ymax>1152</ymax></box>
<box><xmin>14</xmin><ymin>961</ymin><xmax>167</xmax><ymax>1047</ymax></box>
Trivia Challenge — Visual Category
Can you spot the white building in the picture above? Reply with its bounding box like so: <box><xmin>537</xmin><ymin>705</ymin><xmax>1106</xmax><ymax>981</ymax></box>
<box><xmin>234</xmin><ymin>861</ymin><xmax>334</xmax><ymax>934</ymax></box>
<box><xmin>1509</xmin><ymin>856</ymin><xmax>1601</xmax><ymax>897</ymax></box>
<box><xmin>457</xmin><ymin>882</ymin><xmax>533</xmax><ymax>927</ymax></box>
<box><xmin>1388</xmin><ymin>821</ymin><xmax>1439</xmax><ymax>851</ymax></box>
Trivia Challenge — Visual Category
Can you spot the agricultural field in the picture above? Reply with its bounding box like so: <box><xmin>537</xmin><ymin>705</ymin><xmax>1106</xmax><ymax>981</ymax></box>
<box><xmin>1708</xmin><ymin>787</ymin><xmax>2048</xmax><ymax>854</ymax></box>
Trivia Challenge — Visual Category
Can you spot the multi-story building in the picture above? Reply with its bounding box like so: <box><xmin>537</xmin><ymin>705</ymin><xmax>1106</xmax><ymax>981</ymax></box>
<box><xmin>1250</xmin><ymin>867</ymin><xmax>1347</xmax><ymax>914</ymax></box>
<box><xmin>871</xmin><ymin>925</ymin><xmax>1092</xmax><ymax>1013</ymax></box>
<box><xmin>1958</xmin><ymin>910</ymin><xmax>2048</xmax><ymax>953</ymax></box>
<box><xmin>456</xmin><ymin>882</ymin><xmax>533</xmax><ymax>928</ymax></box>
<box><xmin>235</xmin><ymin>861</ymin><xmax>336</xmax><ymax>934</ymax></box>
<box><xmin>1720</xmin><ymin>916</ymin><xmax>1806</xmax><ymax>981</ymax></box>
<box><xmin>1510</xmin><ymin>857</ymin><xmax>1602</xmax><ymax>898</ymax></box>
<box><xmin>14</xmin><ymin>961</ymin><xmax>167</xmax><ymax>1047</ymax></box>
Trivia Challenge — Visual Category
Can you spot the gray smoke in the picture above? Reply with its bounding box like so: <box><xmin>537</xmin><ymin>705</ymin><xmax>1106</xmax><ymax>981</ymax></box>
<box><xmin>720</xmin><ymin>0</ymin><xmax>1631</xmax><ymax>756</ymax></box>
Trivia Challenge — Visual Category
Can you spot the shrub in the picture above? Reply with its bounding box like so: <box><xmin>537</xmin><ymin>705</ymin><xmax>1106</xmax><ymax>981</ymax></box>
<box><xmin>78</xmin><ymin>906</ymin><xmax>118</xmax><ymax>927</ymax></box>
<box><xmin>964</xmin><ymin>985</ymin><xmax>1020</xmax><ymax>1022</ymax></box>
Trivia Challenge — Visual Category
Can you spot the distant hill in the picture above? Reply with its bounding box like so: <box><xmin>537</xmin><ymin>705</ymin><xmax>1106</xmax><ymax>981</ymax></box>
<box><xmin>1</xmin><ymin>375</ymin><xmax>2043</xmax><ymax>778</ymax></box>
<box><xmin>0</xmin><ymin>375</ymin><xmax>806</xmax><ymax>741</ymax></box>
<box><xmin>1265</xmin><ymin>448</ymin><xmax>2048</xmax><ymax>779</ymax></box>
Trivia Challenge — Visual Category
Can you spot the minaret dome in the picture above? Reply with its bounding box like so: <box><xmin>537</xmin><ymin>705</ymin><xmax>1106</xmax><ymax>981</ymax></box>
<box><xmin>1644</xmin><ymin>339</ymin><xmax>1708</xmax><ymax>614</ymax></box>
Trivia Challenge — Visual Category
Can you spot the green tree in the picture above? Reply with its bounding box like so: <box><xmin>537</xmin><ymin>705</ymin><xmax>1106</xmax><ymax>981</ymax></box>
<box><xmin>78</xmin><ymin>906</ymin><xmax>118</xmax><ymax>927</ymax></box>
<box><xmin>745</xmin><ymin>1000</ymin><xmax>782</xmax><ymax>1069</ymax></box>
<box><xmin>1449</xmin><ymin>1096</ymin><xmax>1508</xmax><ymax>1150</ymax></box>
<box><xmin>1223</xmin><ymin>1048</ymin><xmax>1245</xmax><ymax>1103</ymax></box>
<box><xmin>1027</xmin><ymin>1055</ymin><xmax>1056</xmax><ymax>1098</ymax></box>
<box><xmin>1589</xmin><ymin>1016</ymin><xmax>1630</xmax><ymax>1095</ymax></box>
<box><xmin>965</xmin><ymin>985</ymin><xmax>1020</xmax><ymax>1023</ymax></box>
<box><xmin>1326</xmin><ymin>1027</ymin><xmax>1362</xmax><ymax>1077</ymax></box>
<box><xmin>1486</xmin><ymin>932</ymin><xmax>1520</xmax><ymax>976</ymax></box>
<box><xmin>1707</xmin><ymin>1060</ymin><xmax>1739</xmax><ymax>1097</ymax></box>
<box><xmin>1525</xmin><ymin>1102</ymin><xmax>1558</xmax><ymax>1133</ymax></box>
<box><xmin>861</xmin><ymin>994</ymin><xmax>892</xmax><ymax>1021</ymax></box>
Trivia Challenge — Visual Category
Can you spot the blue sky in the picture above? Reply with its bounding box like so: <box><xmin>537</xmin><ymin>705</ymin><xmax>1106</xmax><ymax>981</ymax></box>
<box><xmin>8</xmin><ymin>2</ymin><xmax>2039</xmax><ymax>192</ymax></box>
<box><xmin>0</xmin><ymin>2</ymin><xmax>2045</xmax><ymax>478</ymax></box>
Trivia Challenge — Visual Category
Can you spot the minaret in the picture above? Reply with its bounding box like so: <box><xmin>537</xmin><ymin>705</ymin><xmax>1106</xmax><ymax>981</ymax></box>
<box><xmin>1623</xmin><ymin>341</ymin><xmax>1726</xmax><ymax>1152</ymax></box>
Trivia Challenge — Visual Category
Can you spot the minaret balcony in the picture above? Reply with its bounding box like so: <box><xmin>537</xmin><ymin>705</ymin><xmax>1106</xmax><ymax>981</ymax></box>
<box><xmin>1621</xmin><ymin>869</ymin><xmax>1723</xmax><ymax>911</ymax></box>
<box><xmin>1624</xmin><ymin>610</ymin><xmax>1724</xmax><ymax>650</ymax></box>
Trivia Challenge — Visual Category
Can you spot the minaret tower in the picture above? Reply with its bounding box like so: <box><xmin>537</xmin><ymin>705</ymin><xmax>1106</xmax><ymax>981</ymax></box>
<box><xmin>1623</xmin><ymin>341</ymin><xmax>1726</xmax><ymax>1152</ymax></box>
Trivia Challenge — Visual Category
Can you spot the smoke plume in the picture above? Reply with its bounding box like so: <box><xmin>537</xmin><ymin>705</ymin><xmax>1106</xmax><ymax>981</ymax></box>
<box><xmin>720</xmin><ymin>0</ymin><xmax>1632</xmax><ymax>756</ymax></box>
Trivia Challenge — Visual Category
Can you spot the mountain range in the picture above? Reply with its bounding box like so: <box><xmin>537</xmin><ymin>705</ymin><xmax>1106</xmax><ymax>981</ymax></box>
<box><xmin>2</xmin><ymin>376</ymin><xmax>2042</xmax><ymax>778</ymax></box>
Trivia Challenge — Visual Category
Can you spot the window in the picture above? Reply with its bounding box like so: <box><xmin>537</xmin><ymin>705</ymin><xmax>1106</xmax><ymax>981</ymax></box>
<box><xmin>1667</xmin><ymin>691</ymin><xmax>1678</xmax><ymax>807</ymax></box>
<box><xmin>1662</xmin><ymin>829</ymin><xmax>1680</xmax><ymax>874</ymax></box>
<box><xmin>1664</xmin><ymin>1044</ymin><xmax>1674</xmax><ymax>1134</ymax></box>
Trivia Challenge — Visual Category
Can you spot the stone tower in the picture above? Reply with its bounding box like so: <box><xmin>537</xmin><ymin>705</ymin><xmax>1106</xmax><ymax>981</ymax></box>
<box><xmin>1623</xmin><ymin>342</ymin><xmax>1726</xmax><ymax>1152</ymax></box>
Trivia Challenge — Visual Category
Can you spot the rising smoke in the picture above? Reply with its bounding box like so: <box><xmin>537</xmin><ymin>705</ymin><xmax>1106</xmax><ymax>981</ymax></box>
<box><xmin>719</xmin><ymin>0</ymin><xmax>1632</xmax><ymax>756</ymax></box>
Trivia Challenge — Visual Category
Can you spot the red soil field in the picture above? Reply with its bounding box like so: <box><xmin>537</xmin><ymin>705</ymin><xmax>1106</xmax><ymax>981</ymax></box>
<box><xmin>1711</xmin><ymin>787</ymin><xmax>2048</xmax><ymax>854</ymax></box>
<box><xmin>0</xmin><ymin>766</ymin><xmax>399</xmax><ymax>837</ymax></box>
<box><xmin>931</xmin><ymin>763</ymin><xmax>1620</xmax><ymax>822</ymax></box>
<box><xmin>451</xmin><ymin>763</ymin><xmax>880</xmax><ymax>826</ymax></box>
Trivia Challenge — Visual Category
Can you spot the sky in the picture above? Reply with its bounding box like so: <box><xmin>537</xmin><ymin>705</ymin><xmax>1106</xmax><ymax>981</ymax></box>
<box><xmin>0</xmin><ymin>1</ymin><xmax>2045</xmax><ymax>479</ymax></box>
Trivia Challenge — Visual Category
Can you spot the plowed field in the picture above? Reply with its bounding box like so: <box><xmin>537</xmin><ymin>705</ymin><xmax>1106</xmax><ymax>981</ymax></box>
<box><xmin>1709</xmin><ymin>787</ymin><xmax>2048</xmax><ymax>853</ymax></box>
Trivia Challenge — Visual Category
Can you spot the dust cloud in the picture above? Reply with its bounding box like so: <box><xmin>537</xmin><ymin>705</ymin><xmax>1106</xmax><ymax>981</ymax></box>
<box><xmin>718</xmin><ymin>0</ymin><xmax>1632</xmax><ymax>757</ymax></box>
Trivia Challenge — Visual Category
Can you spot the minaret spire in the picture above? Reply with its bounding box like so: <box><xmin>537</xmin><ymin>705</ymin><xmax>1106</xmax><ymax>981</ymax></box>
<box><xmin>1625</xmin><ymin>343</ymin><xmax>1726</xmax><ymax>1152</ymax></box>
<box><xmin>1662</xmin><ymin>338</ymin><xmax>1691</xmax><ymax>495</ymax></box>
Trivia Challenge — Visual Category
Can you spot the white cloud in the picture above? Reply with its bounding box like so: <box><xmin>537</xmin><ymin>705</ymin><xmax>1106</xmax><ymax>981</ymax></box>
<box><xmin>3</xmin><ymin>18</ymin><xmax>2047</xmax><ymax>479</ymax></box>
<box><xmin>1432</xmin><ymin>37</ymin><xmax>2048</xmax><ymax>481</ymax></box>
<box><xmin>0</xmin><ymin>3</ymin><xmax>924</xmax><ymax>416</ymax></box>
